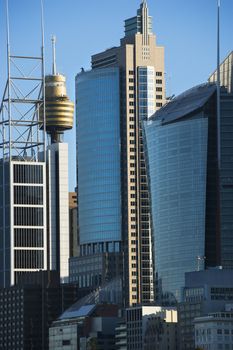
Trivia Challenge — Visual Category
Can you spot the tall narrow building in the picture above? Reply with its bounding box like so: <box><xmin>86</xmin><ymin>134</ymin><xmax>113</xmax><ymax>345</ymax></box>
<box><xmin>143</xmin><ymin>83</ymin><xmax>233</xmax><ymax>304</ymax></box>
<box><xmin>45</xmin><ymin>36</ymin><xmax>74</xmax><ymax>282</ymax></box>
<box><xmin>0</xmin><ymin>30</ymin><xmax>74</xmax><ymax>286</ymax></box>
<box><xmin>75</xmin><ymin>1</ymin><xmax>165</xmax><ymax>305</ymax></box>
<box><xmin>0</xmin><ymin>34</ymin><xmax>47</xmax><ymax>287</ymax></box>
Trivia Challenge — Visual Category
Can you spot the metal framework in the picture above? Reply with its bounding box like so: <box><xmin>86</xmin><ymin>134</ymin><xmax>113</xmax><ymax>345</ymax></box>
<box><xmin>0</xmin><ymin>0</ymin><xmax>46</xmax><ymax>162</ymax></box>
<box><xmin>0</xmin><ymin>0</ymin><xmax>47</xmax><ymax>288</ymax></box>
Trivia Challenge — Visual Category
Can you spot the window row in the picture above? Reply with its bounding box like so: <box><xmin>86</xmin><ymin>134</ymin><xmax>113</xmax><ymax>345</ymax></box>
<box><xmin>14</xmin><ymin>228</ymin><xmax>44</xmax><ymax>248</ymax></box>
<box><xmin>14</xmin><ymin>186</ymin><xmax>43</xmax><ymax>205</ymax></box>
<box><xmin>14</xmin><ymin>250</ymin><xmax>44</xmax><ymax>269</ymax></box>
<box><xmin>14</xmin><ymin>207</ymin><xmax>44</xmax><ymax>226</ymax></box>
<box><xmin>13</xmin><ymin>164</ymin><xmax>43</xmax><ymax>184</ymax></box>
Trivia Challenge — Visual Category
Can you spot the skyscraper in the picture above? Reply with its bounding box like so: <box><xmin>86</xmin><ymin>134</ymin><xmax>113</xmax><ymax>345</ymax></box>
<box><xmin>0</xmin><ymin>24</ymin><xmax>74</xmax><ymax>285</ymax></box>
<box><xmin>44</xmin><ymin>36</ymin><xmax>74</xmax><ymax>282</ymax></box>
<box><xmin>0</xmin><ymin>29</ymin><xmax>47</xmax><ymax>287</ymax></box>
<box><xmin>75</xmin><ymin>1</ymin><xmax>166</xmax><ymax>305</ymax></box>
<box><xmin>209</xmin><ymin>51</ymin><xmax>233</xmax><ymax>93</ymax></box>
<box><xmin>143</xmin><ymin>83</ymin><xmax>233</xmax><ymax>304</ymax></box>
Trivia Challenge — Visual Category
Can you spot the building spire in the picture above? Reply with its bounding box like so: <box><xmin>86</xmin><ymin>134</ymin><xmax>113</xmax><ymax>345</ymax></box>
<box><xmin>141</xmin><ymin>0</ymin><xmax>148</xmax><ymax>8</ymax></box>
<box><xmin>124</xmin><ymin>0</ymin><xmax>152</xmax><ymax>38</ymax></box>
<box><xmin>51</xmin><ymin>35</ymin><xmax>57</xmax><ymax>75</ymax></box>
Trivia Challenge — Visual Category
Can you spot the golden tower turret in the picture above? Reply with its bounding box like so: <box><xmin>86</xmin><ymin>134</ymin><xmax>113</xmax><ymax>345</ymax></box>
<box><xmin>43</xmin><ymin>36</ymin><xmax>74</xmax><ymax>143</ymax></box>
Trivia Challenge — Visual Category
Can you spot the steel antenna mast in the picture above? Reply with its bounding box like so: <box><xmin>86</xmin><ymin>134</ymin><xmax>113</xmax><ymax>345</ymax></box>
<box><xmin>0</xmin><ymin>0</ymin><xmax>47</xmax><ymax>288</ymax></box>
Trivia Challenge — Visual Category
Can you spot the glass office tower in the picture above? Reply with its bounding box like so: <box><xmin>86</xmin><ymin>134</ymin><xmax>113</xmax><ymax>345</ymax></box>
<box><xmin>74</xmin><ymin>1</ymin><xmax>166</xmax><ymax>306</ymax></box>
<box><xmin>144</xmin><ymin>83</ymin><xmax>233</xmax><ymax>304</ymax></box>
<box><xmin>145</xmin><ymin>118</ymin><xmax>208</xmax><ymax>303</ymax></box>
<box><xmin>76</xmin><ymin>67</ymin><xmax>121</xmax><ymax>251</ymax></box>
<box><xmin>74</xmin><ymin>67</ymin><xmax>122</xmax><ymax>293</ymax></box>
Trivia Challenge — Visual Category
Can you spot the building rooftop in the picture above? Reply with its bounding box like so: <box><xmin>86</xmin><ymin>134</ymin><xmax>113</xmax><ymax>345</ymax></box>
<box><xmin>185</xmin><ymin>268</ymin><xmax>233</xmax><ymax>288</ymax></box>
<box><xmin>149</xmin><ymin>83</ymin><xmax>217</xmax><ymax>125</ymax></box>
<box><xmin>59</xmin><ymin>304</ymin><xmax>96</xmax><ymax>320</ymax></box>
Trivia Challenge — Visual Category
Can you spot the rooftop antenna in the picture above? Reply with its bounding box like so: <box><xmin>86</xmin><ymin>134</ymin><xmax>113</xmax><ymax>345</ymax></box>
<box><xmin>51</xmin><ymin>35</ymin><xmax>57</xmax><ymax>75</ymax></box>
<box><xmin>196</xmin><ymin>256</ymin><xmax>206</xmax><ymax>271</ymax></box>
<box><xmin>216</xmin><ymin>0</ymin><xmax>221</xmax><ymax>265</ymax></box>
<box><xmin>216</xmin><ymin>0</ymin><xmax>221</xmax><ymax>170</ymax></box>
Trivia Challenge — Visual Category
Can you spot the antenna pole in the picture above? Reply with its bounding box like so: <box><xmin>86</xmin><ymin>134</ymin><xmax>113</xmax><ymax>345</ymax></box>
<box><xmin>6</xmin><ymin>0</ymin><xmax>11</xmax><ymax>159</ymax></box>
<box><xmin>52</xmin><ymin>35</ymin><xmax>57</xmax><ymax>75</ymax></box>
<box><xmin>217</xmin><ymin>0</ymin><xmax>221</xmax><ymax>170</ymax></box>
<box><xmin>40</xmin><ymin>0</ymin><xmax>46</xmax><ymax>160</ymax></box>
<box><xmin>216</xmin><ymin>0</ymin><xmax>222</xmax><ymax>266</ymax></box>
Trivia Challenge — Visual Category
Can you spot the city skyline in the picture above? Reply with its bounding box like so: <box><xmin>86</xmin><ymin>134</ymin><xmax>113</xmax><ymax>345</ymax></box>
<box><xmin>0</xmin><ymin>1</ymin><xmax>233</xmax><ymax>348</ymax></box>
<box><xmin>0</xmin><ymin>0</ymin><xmax>232</xmax><ymax>191</ymax></box>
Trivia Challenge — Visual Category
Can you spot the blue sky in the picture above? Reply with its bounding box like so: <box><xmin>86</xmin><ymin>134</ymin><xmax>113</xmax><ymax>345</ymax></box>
<box><xmin>0</xmin><ymin>0</ymin><xmax>232</xmax><ymax>190</ymax></box>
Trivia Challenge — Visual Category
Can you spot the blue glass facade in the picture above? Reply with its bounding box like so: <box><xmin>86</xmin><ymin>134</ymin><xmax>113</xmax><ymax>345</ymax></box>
<box><xmin>144</xmin><ymin>118</ymin><xmax>208</xmax><ymax>302</ymax></box>
<box><xmin>76</xmin><ymin>68</ymin><xmax>121</xmax><ymax>249</ymax></box>
<box><xmin>138</xmin><ymin>66</ymin><xmax>155</xmax><ymax>120</ymax></box>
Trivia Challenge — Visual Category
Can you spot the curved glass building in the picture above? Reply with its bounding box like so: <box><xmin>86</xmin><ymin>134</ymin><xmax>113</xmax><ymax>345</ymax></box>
<box><xmin>144</xmin><ymin>84</ymin><xmax>224</xmax><ymax>303</ymax></box>
<box><xmin>76</xmin><ymin>67</ymin><xmax>121</xmax><ymax>254</ymax></box>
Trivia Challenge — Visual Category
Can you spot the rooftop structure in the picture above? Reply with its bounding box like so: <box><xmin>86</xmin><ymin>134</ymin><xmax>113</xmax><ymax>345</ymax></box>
<box><xmin>43</xmin><ymin>36</ymin><xmax>74</xmax><ymax>143</ymax></box>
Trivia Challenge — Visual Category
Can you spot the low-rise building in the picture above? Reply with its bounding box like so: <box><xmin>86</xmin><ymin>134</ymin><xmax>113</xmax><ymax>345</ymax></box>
<box><xmin>179</xmin><ymin>268</ymin><xmax>233</xmax><ymax>350</ymax></box>
<box><xmin>0</xmin><ymin>271</ymin><xmax>79</xmax><ymax>350</ymax></box>
<box><xmin>194</xmin><ymin>306</ymin><xmax>233</xmax><ymax>350</ymax></box>
<box><xmin>49</xmin><ymin>303</ymin><xmax>119</xmax><ymax>350</ymax></box>
<box><xmin>115</xmin><ymin>321</ymin><xmax>127</xmax><ymax>350</ymax></box>
<box><xmin>126</xmin><ymin>306</ymin><xmax>178</xmax><ymax>350</ymax></box>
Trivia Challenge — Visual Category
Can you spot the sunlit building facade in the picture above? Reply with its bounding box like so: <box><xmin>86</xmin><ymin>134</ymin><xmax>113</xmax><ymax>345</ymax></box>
<box><xmin>75</xmin><ymin>1</ymin><xmax>165</xmax><ymax>306</ymax></box>
<box><xmin>144</xmin><ymin>83</ymin><xmax>233</xmax><ymax>304</ymax></box>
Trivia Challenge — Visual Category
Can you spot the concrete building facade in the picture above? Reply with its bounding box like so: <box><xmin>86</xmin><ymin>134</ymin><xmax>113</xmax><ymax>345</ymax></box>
<box><xmin>47</xmin><ymin>143</ymin><xmax>70</xmax><ymax>282</ymax></box>
<box><xmin>0</xmin><ymin>271</ymin><xmax>79</xmax><ymax>350</ymax></box>
<box><xmin>49</xmin><ymin>303</ymin><xmax>119</xmax><ymax>350</ymax></box>
<box><xmin>126</xmin><ymin>305</ymin><xmax>178</xmax><ymax>350</ymax></box>
<box><xmin>179</xmin><ymin>269</ymin><xmax>233</xmax><ymax>350</ymax></box>
<box><xmin>194</xmin><ymin>309</ymin><xmax>233</xmax><ymax>350</ymax></box>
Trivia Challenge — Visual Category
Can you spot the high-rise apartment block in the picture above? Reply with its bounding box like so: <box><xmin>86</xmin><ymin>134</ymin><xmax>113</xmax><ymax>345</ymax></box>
<box><xmin>75</xmin><ymin>0</ymin><xmax>165</xmax><ymax>306</ymax></box>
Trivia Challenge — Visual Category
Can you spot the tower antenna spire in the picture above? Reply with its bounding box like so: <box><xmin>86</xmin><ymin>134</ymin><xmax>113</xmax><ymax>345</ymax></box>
<box><xmin>52</xmin><ymin>35</ymin><xmax>57</xmax><ymax>75</ymax></box>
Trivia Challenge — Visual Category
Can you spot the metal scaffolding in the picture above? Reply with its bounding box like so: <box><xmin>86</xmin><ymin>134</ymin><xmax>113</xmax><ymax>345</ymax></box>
<box><xmin>0</xmin><ymin>0</ymin><xmax>47</xmax><ymax>288</ymax></box>
<box><xmin>0</xmin><ymin>0</ymin><xmax>46</xmax><ymax>163</ymax></box>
